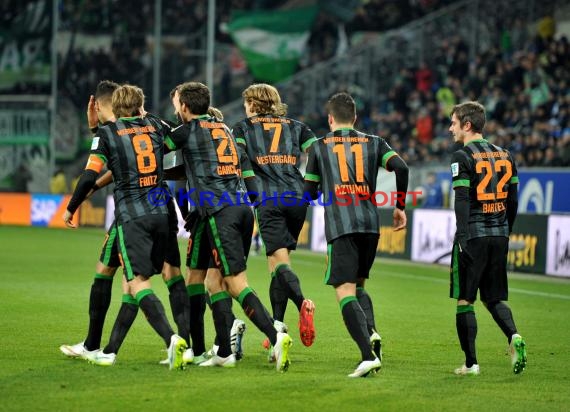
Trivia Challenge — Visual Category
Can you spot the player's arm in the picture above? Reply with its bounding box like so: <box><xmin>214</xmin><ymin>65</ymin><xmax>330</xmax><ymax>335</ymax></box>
<box><xmin>300</xmin><ymin>124</ymin><xmax>317</xmax><ymax>153</ymax></box>
<box><xmin>386</xmin><ymin>154</ymin><xmax>409</xmax><ymax>231</ymax></box>
<box><xmin>303</xmin><ymin>147</ymin><xmax>321</xmax><ymax>200</ymax></box>
<box><xmin>164</xmin><ymin>122</ymin><xmax>187</xmax><ymax>154</ymax></box>
<box><xmin>238</xmin><ymin>143</ymin><xmax>259</xmax><ymax>202</ymax></box>
<box><xmin>147</xmin><ymin>113</ymin><xmax>182</xmax><ymax>154</ymax></box>
<box><xmin>450</xmin><ymin>151</ymin><xmax>473</xmax><ymax>263</ymax></box>
<box><xmin>380</xmin><ymin>140</ymin><xmax>408</xmax><ymax>231</ymax></box>
<box><xmin>64</xmin><ymin>134</ymin><xmax>109</xmax><ymax>228</ymax></box>
<box><xmin>94</xmin><ymin>170</ymin><xmax>113</xmax><ymax>189</ymax></box>
<box><xmin>232</xmin><ymin>123</ymin><xmax>247</xmax><ymax>149</ymax></box>
<box><xmin>232</xmin><ymin>124</ymin><xmax>259</xmax><ymax>201</ymax></box>
<box><xmin>506</xmin><ymin>152</ymin><xmax>519</xmax><ymax>233</ymax></box>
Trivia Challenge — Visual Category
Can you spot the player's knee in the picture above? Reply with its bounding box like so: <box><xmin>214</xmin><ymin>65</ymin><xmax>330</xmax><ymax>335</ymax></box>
<box><xmin>204</xmin><ymin>275</ymin><xmax>223</xmax><ymax>294</ymax></box>
<box><xmin>161</xmin><ymin>262</ymin><xmax>181</xmax><ymax>280</ymax></box>
<box><xmin>97</xmin><ymin>265</ymin><xmax>117</xmax><ymax>277</ymax></box>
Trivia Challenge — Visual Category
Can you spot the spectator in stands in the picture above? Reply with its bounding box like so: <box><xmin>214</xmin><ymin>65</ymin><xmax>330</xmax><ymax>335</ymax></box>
<box><xmin>11</xmin><ymin>0</ymin><xmax>567</xmax><ymax>174</ymax></box>
<box><xmin>50</xmin><ymin>169</ymin><xmax>68</xmax><ymax>194</ymax></box>
<box><xmin>421</xmin><ymin>172</ymin><xmax>443</xmax><ymax>208</ymax></box>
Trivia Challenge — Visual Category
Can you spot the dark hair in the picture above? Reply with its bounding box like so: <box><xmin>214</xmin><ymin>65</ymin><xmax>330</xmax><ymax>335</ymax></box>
<box><xmin>177</xmin><ymin>82</ymin><xmax>210</xmax><ymax>115</ymax></box>
<box><xmin>326</xmin><ymin>92</ymin><xmax>356</xmax><ymax>124</ymax></box>
<box><xmin>95</xmin><ymin>80</ymin><xmax>120</xmax><ymax>104</ymax></box>
<box><xmin>170</xmin><ymin>84</ymin><xmax>181</xmax><ymax>99</ymax></box>
<box><xmin>450</xmin><ymin>101</ymin><xmax>486</xmax><ymax>133</ymax></box>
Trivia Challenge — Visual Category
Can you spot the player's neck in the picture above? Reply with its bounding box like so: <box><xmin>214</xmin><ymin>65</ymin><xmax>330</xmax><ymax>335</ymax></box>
<box><xmin>331</xmin><ymin>122</ymin><xmax>354</xmax><ymax>131</ymax></box>
<box><xmin>463</xmin><ymin>133</ymin><xmax>484</xmax><ymax>145</ymax></box>
<box><xmin>187</xmin><ymin>113</ymin><xmax>207</xmax><ymax>121</ymax></box>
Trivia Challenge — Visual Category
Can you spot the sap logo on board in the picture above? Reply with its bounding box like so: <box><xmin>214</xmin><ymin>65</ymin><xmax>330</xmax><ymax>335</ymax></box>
<box><xmin>31</xmin><ymin>195</ymin><xmax>62</xmax><ymax>226</ymax></box>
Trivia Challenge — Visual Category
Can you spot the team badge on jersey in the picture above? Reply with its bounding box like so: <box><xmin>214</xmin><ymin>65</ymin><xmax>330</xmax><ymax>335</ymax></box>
<box><xmin>91</xmin><ymin>137</ymin><xmax>100</xmax><ymax>150</ymax></box>
<box><xmin>451</xmin><ymin>162</ymin><xmax>459</xmax><ymax>177</ymax></box>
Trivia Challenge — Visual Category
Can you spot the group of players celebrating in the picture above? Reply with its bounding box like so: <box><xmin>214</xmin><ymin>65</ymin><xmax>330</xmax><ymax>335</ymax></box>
<box><xmin>59</xmin><ymin>79</ymin><xmax>526</xmax><ymax>378</ymax></box>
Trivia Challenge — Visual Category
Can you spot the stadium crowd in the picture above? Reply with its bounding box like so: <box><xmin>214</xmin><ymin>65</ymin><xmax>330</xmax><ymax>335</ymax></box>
<box><xmin>358</xmin><ymin>32</ymin><xmax>570</xmax><ymax>167</ymax></box>
<box><xmin>3</xmin><ymin>0</ymin><xmax>568</xmax><ymax>169</ymax></box>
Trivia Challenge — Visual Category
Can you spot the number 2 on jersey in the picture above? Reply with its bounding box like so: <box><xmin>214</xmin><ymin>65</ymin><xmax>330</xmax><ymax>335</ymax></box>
<box><xmin>133</xmin><ymin>134</ymin><xmax>157</xmax><ymax>173</ymax></box>
<box><xmin>211</xmin><ymin>128</ymin><xmax>238</xmax><ymax>165</ymax></box>
<box><xmin>475</xmin><ymin>159</ymin><xmax>512</xmax><ymax>201</ymax></box>
<box><xmin>333</xmin><ymin>144</ymin><xmax>364</xmax><ymax>182</ymax></box>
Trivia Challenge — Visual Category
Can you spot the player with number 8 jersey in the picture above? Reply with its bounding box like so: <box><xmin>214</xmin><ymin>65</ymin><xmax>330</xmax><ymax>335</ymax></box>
<box><xmin>65</xmin><ymin>84</ymin><xmax>187</xmax><ymax>370</ymax></box>
<box><xmin>82</xmin><ymin>111</ymin><xmax>171</xmax><ymax>223</ymax></box>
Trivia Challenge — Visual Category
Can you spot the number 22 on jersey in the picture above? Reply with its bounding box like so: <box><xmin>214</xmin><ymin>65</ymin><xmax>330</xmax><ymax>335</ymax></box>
<box><xmin>475</xmin><ymin>159</ymin><xmax>512</xmax><ymax>201</ymax></box>
<box><xmin>211</xmin><ymin>128</ymin><xmax>238</xmax><ymax>165</ymax></box>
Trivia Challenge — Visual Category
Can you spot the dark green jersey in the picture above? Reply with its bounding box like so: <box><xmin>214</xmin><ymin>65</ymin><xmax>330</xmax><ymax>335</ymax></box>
<box><xmin>305</xmin><ymin>128</ymin><xmax>397</xmax><ymax>242</ymax></box>
<box><xmin>451</xmin><ymin>138</ymin><xmax>519</xmax><ymax>239</ymax></box>
<box><xmin>91</xmin><ymin>116</ymin><xmax>169</xmax><ymax>223</ymax></box>
<box><xmin>232</xmin><ymin>114</ymin><xmax>316</xmax><ymax>198</ymax></box>
<box><xmin>166</xmin><ymin>115</ymin><xmax>246</xmax><ymax>216</ymax></box>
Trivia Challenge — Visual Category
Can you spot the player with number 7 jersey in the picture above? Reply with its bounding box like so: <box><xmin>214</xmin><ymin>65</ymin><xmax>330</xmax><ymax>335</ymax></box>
<box><xmin>165</xmin><ymin>82</ymin><xmax>294</xmax><ymax>372</ymax></box>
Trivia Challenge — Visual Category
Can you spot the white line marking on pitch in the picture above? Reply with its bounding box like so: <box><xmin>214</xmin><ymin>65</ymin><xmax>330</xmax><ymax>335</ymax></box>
<box><xmin>293</xmin><ymin>253</ymin><xmax>570</xmax><ymax>300</ymax></box>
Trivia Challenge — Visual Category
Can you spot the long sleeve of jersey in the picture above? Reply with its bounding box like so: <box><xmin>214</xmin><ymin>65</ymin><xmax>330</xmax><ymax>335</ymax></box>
<box><xmin>506</xmin><ymin>184</ymin><xmax>518</xmax><ymax>233</ymax></box>
<box><xmin>67</xmin><ymin>170</ymin><xmax>98</xmax><ymax>214</ymax></box>
<box><xmin>387</xmin><ymin>155</ymin><xmax>409</xmax><ymax>210</ymax></box>
<box><xmin>454</xmin><ymin>186</ymin><xmax>470</xmax><ymax>239</ymax></box>
<box><xmin>303</xmin><ymin>147</ymin><xmax>320</xmax><ymax>200</ymax></box>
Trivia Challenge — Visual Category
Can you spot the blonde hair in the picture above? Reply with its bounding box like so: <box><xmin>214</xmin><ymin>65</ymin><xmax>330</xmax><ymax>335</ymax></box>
<box><xmin>207</xmin><ymin>106</ymin><xmax>224</xmax><ymax>120</ymax></box>
<box><xmin>242</xmin><ymin>83</ymin><xmax>287</xmax><ymax>116</ymax></box>
<box><xmin>112</xmin><ymin>84</ymin><xmax>144</xmax><ymax>118</ymax></box>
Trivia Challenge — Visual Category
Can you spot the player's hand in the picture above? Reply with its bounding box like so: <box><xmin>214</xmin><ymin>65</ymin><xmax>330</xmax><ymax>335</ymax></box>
<box><xmin>63</xmin><ymin>210</ymin><xmax>76</xmax><ymax>228</ymax></box>
<box><xmin>87</xmin><ymin>95</ymin><xmax>98</xmax><ymax>130</ymax></box>
<box><xmin>455</xmin><ymin>237</ymin><xmax>474</xmax><ymax>267</ymax></box>
<box><xmin>392</xmin><ymin>208</ymin><xmax>407</xmax><ymax>231</ymax></box>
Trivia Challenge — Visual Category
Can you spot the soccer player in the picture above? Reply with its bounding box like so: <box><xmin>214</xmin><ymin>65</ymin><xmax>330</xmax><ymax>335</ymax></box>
<box><xmin>162</xmin><ymin>102</ymin><xmax>247</xmax><ymax>365</ymax></box>
<box><xmin>304</xmin><ymin>92</ymin><xmax>408</xmax><ymax>377</ymax></box>
<box><xmin>232</xmin><ymin>83</ymin><xmax>317</xmax><ymax>352</ymax></box>
<box><xmin>60</xmin><ymin>82</ymin><xmax>192</xmax><ymax>366</ymax></box>
<box><xmin>166</xmin><ymin>81</ymin><xmax>293</xmax><ymax>371</ymax></box>
<box><xmin>63</xmin><ymin>84</ymin><xmax>187</xmax><ymax>370</ymax></box>
<box><xmin>59</xmin><ymin>80</ymin><xmax>123</xmax><ymax>360</ymax></box>
<box><xmin>448</xmin><ymin>101</ymin><xmax>527</xmax><ymax>376</ymax></box>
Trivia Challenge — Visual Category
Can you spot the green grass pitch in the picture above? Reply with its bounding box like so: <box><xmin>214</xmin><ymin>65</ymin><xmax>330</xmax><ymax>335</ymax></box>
<box><xmin>1</xmin><ymin>226</ymin><xmax>569</xmax><ymax>411</ymax></box>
